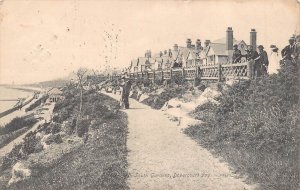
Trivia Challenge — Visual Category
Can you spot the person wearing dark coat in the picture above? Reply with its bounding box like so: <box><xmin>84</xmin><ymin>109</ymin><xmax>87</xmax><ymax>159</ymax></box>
<box><xmin>246</xmin><ymin>45</ymin><xmax>259</xmax><ymax>61</ymax></box>
<box><xmin>232</xmin><ymin>44</ymin><xmax>242</xmax><ymax>63</ymax></box>
<box><xmin>254</xmin><ymin>45</ymin><xmax>269</xmax><ymax>77</ymax></box>
<box><xmin>121</xmin><ymin>78</ymin><xmax>132</xmax><ymax>109</ymax></box>
<box><xmin>281</xmin><ymin>37</ymin><xmax>296</xmax><ymax>61</ymax></box>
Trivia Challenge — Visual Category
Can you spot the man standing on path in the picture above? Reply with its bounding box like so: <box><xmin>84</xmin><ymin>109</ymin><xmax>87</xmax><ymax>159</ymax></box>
<box><xmin>121</xmin><ymin>76</ymin><xmax>132</xmax><ymax>109</ymax></box>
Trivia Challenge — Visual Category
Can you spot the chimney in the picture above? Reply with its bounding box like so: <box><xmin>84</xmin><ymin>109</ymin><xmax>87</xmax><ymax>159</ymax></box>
<box><xmin>186</xmin><ymin>39</ymin><xmax>192</xmax><ymax>48</ymax></box>
<box><xmin>196</xmin><ymin>39</ymin><xmax>201</xmax><ymax>50</ymax></box>
<box><xmin>250</xmin><ymin>29</ymin><xmax>257</xmax><ymax>51</ymax></box>
<box><xmin>159</xmin><ymin>51</ymin><xmax>163</xmax><ymax>57</ymax></box>
<box><xmin>164</xmin><ymin>50</ymin><xmax>168</xmax><ymax>55</ymax></box>
<box><xmin>226</xmin><ymin>27</ymin><xmax>233</xmax><ymax>51</ymax></box>
<box><xmin>173</xmin><ymin>44</ymin><xmax>178</xmax><ymax>51</ymax></box>
<box><xmin>204</xmin><ymin>40</ymin><xmax>210</xmax><ymax>47</ymax></box>
<box><xmin>168</xmin><ymin>49</ymin><xmax>172</xmax><ymax>57</ymax></box>
<box><xmin>148</xmin><ymin>50</ymin><xmax>151</xmax><ymax>58</ymax></box>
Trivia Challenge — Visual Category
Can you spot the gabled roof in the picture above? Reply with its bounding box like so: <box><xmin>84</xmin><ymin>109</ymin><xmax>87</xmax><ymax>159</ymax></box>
<box><xmin>212</xmin><ymin>38</ymin><xmax>247</xmax><ymax>46</ymax></box>
<box><xmin>209</xmin><ymin>43</ymin><xmax>227</xmax><ymax>56</ymax></box>
<box><xmin>137</xmin><ymin>57</ymin><xmax>148</xmax><ymax>66</ymax></box>
<box><xmin>162</xmin><ymin>55</ymin><xmax>172</xmax><ymax>63</ymax></box>
<box><xmin>131</xmin><ymin>59</ymin><xmax>138</xmax><ymax>67</ymax></box>
<box><xmin>178</xmin><ymin>46</ymin><xmax>190</xmax><ymax>60</ymax></box>
<box><xmin>155</xmin><ymin>57</ymin><xmax>163</xmax><ymax>63</ymax></box>
<box><xmin>47</xmin><ymin>87</ymin><xmax>63</xmax><ymax>95</ymax></box>
<box><xmin>212</xmin><ymin>37</ymin><xmax>238</xmax><ymax>44</ymax></box>
<box><xmin>149</xmin><ymin>58</ymin><xmax>156</xmax><ymax>64</ymax></box>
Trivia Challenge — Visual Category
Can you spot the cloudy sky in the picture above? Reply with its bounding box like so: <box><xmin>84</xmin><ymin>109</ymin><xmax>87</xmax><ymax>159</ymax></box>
<box><xmin>0</xmin><ymin>0</ymin><xmax>299</xmax><ymax>84</ymax></box>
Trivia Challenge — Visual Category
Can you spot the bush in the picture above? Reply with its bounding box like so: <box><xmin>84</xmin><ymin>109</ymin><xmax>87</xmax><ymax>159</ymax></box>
<box><xmin>45</xmin><ymin>134</ymin><xmax>63</xmax><ymax>145</ymax></box>
<box><xmin>44</xmin><ymin>122</ymin><xmax>61</xmax><ymax>135</ymax></box>
<box><xmin>185</xmin><ymin>63</ymin><xmax>300</xmax><ymax>190</ymax></box>
<box><xmin>77</xmin><ymin>119</ymin><xmax>90</xmax><ymax>137</ymax></box>
<box><xmin>0</xmin><ymin>115</ymin><xmax>38</xmax><ymax>135</ymax></box>
<box><xmin>25</xmin><ymin>95</ymin><xmax>49</xmax><ymax>112</ymax></box>
<box><xmin>142</xmin><ymin>86</ymin><xmax>188</xmax><ymax>109</ymax></box>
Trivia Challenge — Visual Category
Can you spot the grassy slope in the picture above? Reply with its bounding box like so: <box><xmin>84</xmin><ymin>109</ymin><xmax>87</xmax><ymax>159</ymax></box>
<box><xmin>0</xmin><ymin>116</ymin><xmax>38</xmax><ymax>149</ymax></box>
<box><xmin>6</xmin><ymin>90</ymin><xmax>129</xmax><ymax>190</ymax></box>
<box><xmin>9</xmin><ymin>112</ymin><xmax>128</xmax><ymax>190</ymax></box>
<box><xmin>185</xmin><ymin>63</ymin><xmax>300</xmax><ymax>190</ymax></box>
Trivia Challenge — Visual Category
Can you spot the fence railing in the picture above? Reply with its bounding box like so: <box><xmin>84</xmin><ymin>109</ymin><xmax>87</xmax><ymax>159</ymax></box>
<box><xmin>109</xmin><ymin>61</ymin><xmax>254</xmax><ymax>82</ymax></box>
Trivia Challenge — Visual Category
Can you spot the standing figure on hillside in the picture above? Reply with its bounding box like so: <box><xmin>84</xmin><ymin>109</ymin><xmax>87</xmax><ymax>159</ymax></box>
<box><xmin>268</xmin><ymin>45</ymin><xmax>280</xmax><ymax>74</ymax></box>
<box><xmin>232</xmin><ymin>44</ymin><xmax>242</xmax><ymax>63</ymax></box>
<box><xmin>119</xmin><ymin>77</ymin><xmax>125</xmax><ymax>109</ymax></box>
<box><xmin>255</xmin><ymin>45</ymin><xmax>269</xmax><ymax>76</ymax></box>
<box><xmin>121</xmin><ymin>76</ymin><xmax>132</xmax><ymax>109</ymax></box>
<box><xmin>281</xmin><ymin>37</ymin><xmax>297</xmax><ymax>62</ymax></box>
<box><xmin>246</xmin><ymin>45</ymin><xmax>259</xmax><ymax>61</ymax></box>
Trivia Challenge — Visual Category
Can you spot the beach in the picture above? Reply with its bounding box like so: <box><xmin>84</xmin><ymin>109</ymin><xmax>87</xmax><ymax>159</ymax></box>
<box><xmin>0</xmin><ymin>86</ymin><xmax>43</xmax><ymax>126</ymax></box>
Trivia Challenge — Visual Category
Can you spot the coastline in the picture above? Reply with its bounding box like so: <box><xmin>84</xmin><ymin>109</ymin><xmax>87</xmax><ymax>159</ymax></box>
<box><xmin>0</xmin><ymin>86</ymin><xmax>45</xmax><ymax>125</ymax></box>
<box><xmin>5</xmin><ymin>85</ymin><xmax>44</xmax><ymax>93</ymax></box>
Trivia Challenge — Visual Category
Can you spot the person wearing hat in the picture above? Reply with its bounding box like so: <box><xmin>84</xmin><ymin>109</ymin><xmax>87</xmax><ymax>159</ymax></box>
<box><xmin>281</xmin><ymin>37</ymin><xmax>296</xmax><ymax>61</ymax></box>
<box><xmin>232</xmin><ymin>44</ymin><xmax>242</xmax><ymax>63</ymax></box>
<box><xmin>254</xmin><ymin>45</ymin><xmax>269</xmax><ymax>77</ymax></box>
<box><xmin>246</xmin><ymin>45</ymin><xmax>259</xmax><ymax>61</ymax></box>
<box><xmin>268</xmin><ymin>45</ymin><xmax>280</xmax><ymax>74</ymax></box>
<box><xmin>120</xmin><ymin>76</ymin><xmax>132</xmax><ymax>109</ymax></box>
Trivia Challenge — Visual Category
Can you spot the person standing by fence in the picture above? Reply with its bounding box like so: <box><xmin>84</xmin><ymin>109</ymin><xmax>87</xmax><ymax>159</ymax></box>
<box><xmin>232</xmin><ymin>44</ymin><xmax>242</xmax><ymax>63</ymax></box>
<box><xmin>281</xmin><ymin>37</ymin><xmax>296</xmax><ymax>61</ymax></box>
<box><xmin>255</xmin><ymin>45</ymin><xmax>269</xmax><ymax>77</ymax></box>
<box><xmin>268</xmin><ymin>45</ymin><xmax>280</xmax><ymax>74</ymax></box>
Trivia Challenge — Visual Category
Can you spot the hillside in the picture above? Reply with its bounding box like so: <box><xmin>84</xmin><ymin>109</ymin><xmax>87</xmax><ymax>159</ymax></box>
<box><xmin>185</xmin><ymin>62</ymin><xmax>300</xmax><ymax>190</ymax></box>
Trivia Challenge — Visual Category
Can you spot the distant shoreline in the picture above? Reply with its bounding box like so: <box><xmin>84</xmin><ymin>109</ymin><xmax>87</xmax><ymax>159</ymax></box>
<box><xmin>0</xmin><ymin>86</ymin><xmax>41</xmax><ymax>121</ymax></box>
<box><xmin>3</xmin><ymin>85</ymin><xmax>44</xmax><ymax>93</ymax></box>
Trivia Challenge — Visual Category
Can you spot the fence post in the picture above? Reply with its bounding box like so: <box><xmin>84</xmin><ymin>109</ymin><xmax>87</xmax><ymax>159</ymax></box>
<box><xmin>170</xmin><ymin>69</ymin><xmax>173</xmax><ymax>79</ymax></box>
<box><xmin>153</xmin><ymin>71</ymin><xmax>156</xmax><ymax>81</ymax></box>
<box><xmin>247</xmin><ymin>61</ymin><xmax>253</xmax><ymax>79</ymax></box>
<box><xmin>218</xmin><ymin>63</ymin><xmax>222</xmax><ymax>82</ymax></box>
<box><xmin>161</xmin><ymin>71</ymin><xmax>164</xmax><ymax>81</ymax></box>
<box><xmin>182</xmin><ymin>67</ymin><xmax>185</xmax><ymax>78</ymax></box>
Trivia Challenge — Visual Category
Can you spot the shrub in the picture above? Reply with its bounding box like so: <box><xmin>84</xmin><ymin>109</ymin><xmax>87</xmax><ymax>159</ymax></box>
<box><xmin>0</xmin><ymin>115</ymin><xmax>38</xmax><ymax>135</ymax></box>
<box><xmin>45</xmin><ymin>134</ymin><xmax>63</xmax><ymax>145</ymax></box>
<box><xmin>185</xmin><ymin>63</ymin><xmax>300</xmax><ymax>190</ymax></box>
<box><xmin>25</xmin><ymin>95</ymin><xmax>49</xmax><ymax>112</ymax></box>
<box><xmin>142</xmin><ymin>86</ymin><xmax>188</xmax><ymax>109</ymax></box>
<box><xmin>77</xmin><ymin>119</ymin><xmax>90</xmax><ymax>137</ymax></box>
<box><xmin>44</xmin><ymin>122</ymin><xmax>61</xmax><ymax>135</ymax></box>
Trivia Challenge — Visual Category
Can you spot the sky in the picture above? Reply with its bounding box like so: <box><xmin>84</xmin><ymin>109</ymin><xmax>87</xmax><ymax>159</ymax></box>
<box><xmin>0</xmin><ymin>0</ymin><xmax>299</xmax><ymax>84</ymax></box>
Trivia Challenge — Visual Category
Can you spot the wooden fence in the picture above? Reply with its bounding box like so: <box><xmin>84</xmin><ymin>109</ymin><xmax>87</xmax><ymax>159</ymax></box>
<box><xmin>110</xmin><ymin>61</ymin><xmax>254</xmax><ymax>82</ymax></box>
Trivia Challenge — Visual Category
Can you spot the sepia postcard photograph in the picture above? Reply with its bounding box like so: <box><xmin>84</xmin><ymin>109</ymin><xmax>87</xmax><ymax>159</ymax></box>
<box><xmin>0</xmin><ymin>0</ymin><xmax>299</xmax><ymax>189</ymax></box>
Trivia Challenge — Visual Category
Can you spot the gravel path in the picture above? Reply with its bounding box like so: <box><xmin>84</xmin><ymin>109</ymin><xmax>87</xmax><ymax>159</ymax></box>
<box><xmin>104</xmin><ymin>93</ymin><xmax>255</xmax><ymax>190</ymax></box>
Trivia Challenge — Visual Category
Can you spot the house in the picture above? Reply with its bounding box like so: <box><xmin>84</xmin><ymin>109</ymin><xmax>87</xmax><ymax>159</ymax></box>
<box><xmin>129</xmin><ymin>59</ymin><xmax>139</xmax><ymax>73</ymax></box>
<box><xmin>47</xmin><ymin>87</ymin><xmax>63</xmax><ymax>103</ymax></box>
<box><xmin>170</xmin><ymin>39</ymin><xmax>202</xmax><ymax>68</ymax></box>
<box><xmin>200</xmin><ymin>27</ymin><xmax>257</xmax><ymax>65</ymax></box>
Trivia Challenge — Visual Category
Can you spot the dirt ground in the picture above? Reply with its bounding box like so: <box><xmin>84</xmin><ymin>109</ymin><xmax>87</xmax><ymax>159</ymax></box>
<box><xmin>105</xmin><ymin>92</ymin><xmax>255</xmax><ymax>190</ymax></box>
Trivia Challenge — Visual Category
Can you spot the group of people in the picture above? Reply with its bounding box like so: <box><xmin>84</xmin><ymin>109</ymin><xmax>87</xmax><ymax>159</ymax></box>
<box><xmin>232</xmin><ymin>36</ymin><xmax>298</xmax><ymax>77</ymax></box>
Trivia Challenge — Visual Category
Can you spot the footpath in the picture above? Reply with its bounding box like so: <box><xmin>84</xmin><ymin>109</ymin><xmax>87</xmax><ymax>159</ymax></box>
<box><xmin>103</xmin><ymin>92</ymin><xmax>255</xmax><ymax>190</ymax></box>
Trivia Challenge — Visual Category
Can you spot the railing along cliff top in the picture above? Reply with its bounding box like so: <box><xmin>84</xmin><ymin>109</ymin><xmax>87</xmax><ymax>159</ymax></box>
<box><xmin>111</xmin><ymin>61</ymin><xmax>253</xmax><ymax>82</ymax></box>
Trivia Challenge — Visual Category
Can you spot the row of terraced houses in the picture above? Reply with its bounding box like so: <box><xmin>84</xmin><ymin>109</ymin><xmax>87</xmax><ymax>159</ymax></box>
<box><xmin>119</xmin><ymin>27</ymin><xmax>257</xmax><ymax>81</ymax></box>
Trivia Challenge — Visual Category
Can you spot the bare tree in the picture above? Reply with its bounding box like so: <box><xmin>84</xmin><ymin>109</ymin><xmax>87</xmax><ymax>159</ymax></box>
<box><xmin>74</xmin><ymin>68</ymin><xmax>88</xmax><ymax>134</ymax></box>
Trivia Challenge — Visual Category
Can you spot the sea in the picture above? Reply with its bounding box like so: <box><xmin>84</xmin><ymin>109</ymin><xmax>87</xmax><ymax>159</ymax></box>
<box><xmin>0</xmin><ymin>86</ymin><xmax>33</xmax><ymax>113</ymax></box>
